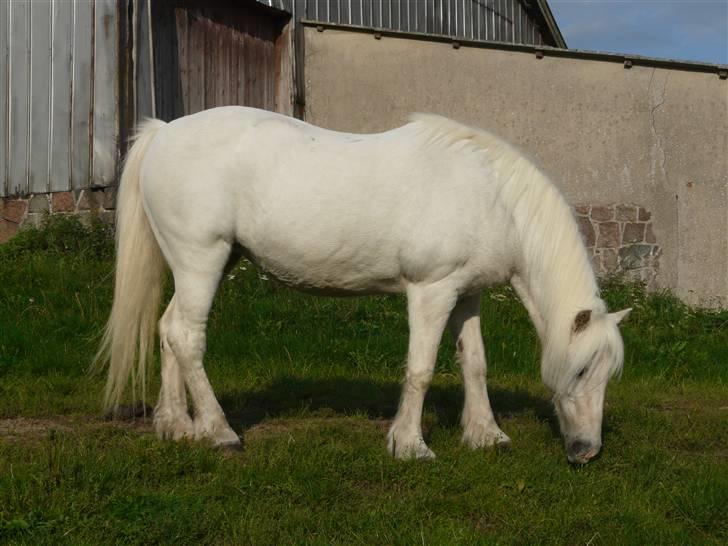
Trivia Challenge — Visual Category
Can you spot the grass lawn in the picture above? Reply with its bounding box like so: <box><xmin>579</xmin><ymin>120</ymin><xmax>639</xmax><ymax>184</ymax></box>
<box><xmin>1</xmin><ymin>218</ymin><xmax>726</xmax><ymax>544</ymax></box>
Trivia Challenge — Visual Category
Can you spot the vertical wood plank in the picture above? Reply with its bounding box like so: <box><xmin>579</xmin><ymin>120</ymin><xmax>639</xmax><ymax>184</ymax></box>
<box><xmin>155</xmin><ymin>1</ymin><xmax>185</xmax><ymax>121</ymax></box>
<box><xmin>217</xmin><ymin>28</ymin><xmax>229</xmax><ymax>106</ymax></box>
<box><xmin>151</xmin><ymin>0</ymin><xmax>170</xmax><ymax>120</ymax></box>
<box><xmin>175</xmin><ymin>7</ymin><xmax>190</xmax><ymax>114</ymax></box>
<box><xmin>243</xmin><ymin>26</ymin><xmax>253</xmax><ymax>107</ymax></box>
<box><xmin>0</xmin><ymin>0</ymin><xmax>9</xmax><ymax>195</ymax></box>
<box><xmin>72</xmin><ymin>0</ymin><xmax>93</xmax><ymax>191</ymax></box>
<box><xmin>8</xmin><ymin>1</ymin><xmax>30</xmax><ymax>195</ymax></box>
<box><xmin>231</xmin><ymin>20</ymin><xmax>241</xmax><ymax>106</ymax></box>
<box><xmin>274</xmin><ymin>21</ymin><xmax>293</xmax><ymax>115</ymax></box>
<box><xmin>168</xmin><ymin>5</ymin><xmax>183</xmax><ymax>119</ymax></box>
<box><xmin>188</xmin><ymin>15</ymin><xmax>205</xmax><ymax>114</ymax></box>
<box><xmin>92</xmin><ymin>0</ymin><xmax>117</xmax><ymax>187</ymax></box>
<box><xmin>203</xmin><ymin>17</ymin><xmax>213</xmax><ymax>110</ymax></box>
<box><xmin>135</xmin><ymin>0</ymin><xmax>155</xmax><ymax>120</ymax></box>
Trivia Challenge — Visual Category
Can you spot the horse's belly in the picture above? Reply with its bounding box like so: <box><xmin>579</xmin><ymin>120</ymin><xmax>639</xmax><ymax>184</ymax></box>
<box><xmin>242</xmin><ymin>232</ymin><xmax>406</xmax><ymax>295</ymax></box>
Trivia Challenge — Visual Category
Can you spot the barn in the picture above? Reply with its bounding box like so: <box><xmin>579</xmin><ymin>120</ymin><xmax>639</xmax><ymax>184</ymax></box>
<box><xmin>1</xmin><ymin>0</ymin><xmax>727</xmax><ymax>307</ymax></box>
<box><xmin>0</xmin><ymin>0</ymin><xmax>563</xmax><ymax>200</ymax></box>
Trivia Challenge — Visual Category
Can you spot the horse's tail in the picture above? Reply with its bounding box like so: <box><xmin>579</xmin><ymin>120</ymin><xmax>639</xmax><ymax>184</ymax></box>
<box><xmin>95</xmin><ymin>119</ymin><xmax>167</xmax><ymax>413</ymax></box>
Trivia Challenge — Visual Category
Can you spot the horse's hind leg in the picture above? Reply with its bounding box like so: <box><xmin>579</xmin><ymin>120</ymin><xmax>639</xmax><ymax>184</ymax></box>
<box><xmin>154</xmin><ymin>296</ymin><xmax>194</xmax><ymax>440</ymax></box>
<box><xmin>163</xmin><ymin>242</ymin><xmax>240</xmax><ymax>447</ymax></box>
<box><xmin>448</xmin><ymin>294</ymin><xmax>511</xmax><ymax>450</ymax></box>
<box><xmin>387</xmin><ymin>282</ymin><xmax>458</xmax><ymax>459</ymax></box>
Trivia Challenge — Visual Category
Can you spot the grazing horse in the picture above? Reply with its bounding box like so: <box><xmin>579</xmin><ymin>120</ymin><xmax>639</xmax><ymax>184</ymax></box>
<box><xmin>97</xmin><ymin>107</ymin><xmax>630</xmax><ymax>464</ymax></box>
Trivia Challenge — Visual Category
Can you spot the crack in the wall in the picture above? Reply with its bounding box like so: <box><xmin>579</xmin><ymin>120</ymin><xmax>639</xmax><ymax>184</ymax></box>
<box><xmin>647</xmin><ymin>68</ymin><xmax>669</xmax><ymax>183</ymax></box>
<box><xmin>645</xmin><ymin>67</ymin><xmax>673</xmax><ymax>293</ymax></box>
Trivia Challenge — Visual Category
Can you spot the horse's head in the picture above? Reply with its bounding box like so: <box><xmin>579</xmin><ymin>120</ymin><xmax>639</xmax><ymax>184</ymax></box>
<box><xmin>551</xmin><ymin>307</ymin><xmax>631</xmax><ymax>464</ymax></box>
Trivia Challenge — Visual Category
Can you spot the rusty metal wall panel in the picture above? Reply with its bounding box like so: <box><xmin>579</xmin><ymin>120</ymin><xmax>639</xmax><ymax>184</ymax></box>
<box><xmin>150</xmin><ymin>1</ymin><xmax>287</xmax><ymax>121</ymax></box>
<box><xmin>29</xmin><ymin>1</ymin><xmax>53</xmax><ymax>194</ymax></box>
<box><xmin>0</xmin><ymin>1</ymin><xmax>8</xmax><ymax>196</ymax></box>
<box><xmin>50</xmin><ymin>0</ymin><xmax>74</xmax><ymax>192</ymax></box>
<box><xmin>92</xmin><ymin>0</ymin><xmax>118</xmax><ymax>187</ymax></box>
<box><xmin>71</xmin><ymin>0</ymin><xmax>94</xmax><ymax>192</ymax></box>
<box><xmin>1</xmin><ymin>0</ymin><xmax>121</xmax><ymax>197</ymax></box>
<box><xmin>8</xmin><ymin>2</ymin><xmax>31</xmax><ymax>196</ymax></box>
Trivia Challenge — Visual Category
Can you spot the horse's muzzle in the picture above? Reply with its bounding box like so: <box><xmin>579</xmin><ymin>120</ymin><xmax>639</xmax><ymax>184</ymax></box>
<box><xmin>567</xmin><ymin>440</ymin><xmax>601</xmax><ymax>464</ymax></box>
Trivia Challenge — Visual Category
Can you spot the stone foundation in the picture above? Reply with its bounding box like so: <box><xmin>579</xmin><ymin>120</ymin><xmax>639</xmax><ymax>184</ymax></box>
<box><xmin>1</xmin><ymin>192</ymin><xmax>662</xmax><ymax>287</ymax></box>
<box><xmin>574</xmin><ymin>204</ymin><xmax>661</xmax><ymax>287</ymax></box>
<box><xmin>0</xmin><ymin>188</ymin><xmax>117</xmax><ymax>243</ymax></box>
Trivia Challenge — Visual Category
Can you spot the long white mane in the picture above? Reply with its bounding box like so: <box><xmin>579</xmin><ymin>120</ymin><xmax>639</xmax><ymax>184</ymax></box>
<box><xmin>408</xmin><ymin>114</ymin><xmax>619</xmax><ymax>393</ymax></box>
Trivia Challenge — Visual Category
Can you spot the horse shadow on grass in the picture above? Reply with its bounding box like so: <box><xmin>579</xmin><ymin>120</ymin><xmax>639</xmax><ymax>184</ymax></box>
<box><xmin>217</xmin><ymin>376</ymin><xmax>563</xmax><ymax>439</ymax></box>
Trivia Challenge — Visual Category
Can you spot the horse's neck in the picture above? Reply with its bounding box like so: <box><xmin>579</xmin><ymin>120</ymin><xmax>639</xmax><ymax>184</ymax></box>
<box><xmin>505</xmin><ymin>172</ymin><xmax>600</xmax><ymax>344</ymax></box>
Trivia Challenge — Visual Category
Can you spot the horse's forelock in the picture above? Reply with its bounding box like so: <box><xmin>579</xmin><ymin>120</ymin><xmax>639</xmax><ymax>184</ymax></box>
<box><xmin>544</xmin><ymin>312</ymin><xmax>624</xmax><ymax>395</ymax></box>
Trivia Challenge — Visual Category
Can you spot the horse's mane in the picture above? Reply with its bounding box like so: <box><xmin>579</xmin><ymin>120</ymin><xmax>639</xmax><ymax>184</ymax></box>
<box><xmin>407</xmin><ymin>114</ymin><xmax>618</xmax><ymax>393</ymax></box>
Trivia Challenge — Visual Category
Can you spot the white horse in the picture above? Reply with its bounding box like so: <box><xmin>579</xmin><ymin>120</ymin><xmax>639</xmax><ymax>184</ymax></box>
<box><xmin>98</xmin><ymin>107</ymin><xmax>630</xmax><ymax>464</ymax></box>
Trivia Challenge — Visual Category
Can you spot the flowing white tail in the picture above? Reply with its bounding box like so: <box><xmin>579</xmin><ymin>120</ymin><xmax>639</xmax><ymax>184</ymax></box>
<box><xmin>96</xmin><ymin>119</ymin><xmax>167</xmax><ymax>411</ymax></box>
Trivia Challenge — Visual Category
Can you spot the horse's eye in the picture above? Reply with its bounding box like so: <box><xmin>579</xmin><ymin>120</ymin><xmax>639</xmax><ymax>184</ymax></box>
<box><xmin>576</xmin><ymin>367</ymin><xmax>588</xmax><ymax>379</ymax></box>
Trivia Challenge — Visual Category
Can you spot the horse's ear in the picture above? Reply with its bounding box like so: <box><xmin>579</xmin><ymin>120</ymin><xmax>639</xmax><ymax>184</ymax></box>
<box><xmin>573</xmin><ymin>309</ymin><xmax>592</xmax><ymax>334</ymax></box>
<box><xmin>609</xmin><ymin>308</ymin><xmax>632</xmax><ymax>324</ymax></box>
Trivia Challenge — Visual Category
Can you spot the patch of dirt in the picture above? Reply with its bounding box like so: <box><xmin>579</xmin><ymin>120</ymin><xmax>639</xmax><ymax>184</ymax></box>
<box><xmin>0</xmin><ymin>417</ymin><xmax>74</xmax><ymax>438</ymax></box>
<box><xmin>0</xmin><ymin>416</ymin><xmax>152</xmax><ymax>442</ymax></box>
<box><xmin>243</xmin><ymin>416</ymin><xmax>390</xmax><ymax>439</ymax></box>
<box><xmin>0</xmin><ymin>414</ymin><xmax>389</xmax><ymax>444</ymax></box>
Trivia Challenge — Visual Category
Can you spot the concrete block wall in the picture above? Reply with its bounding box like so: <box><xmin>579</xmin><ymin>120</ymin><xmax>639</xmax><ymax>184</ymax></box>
<box><xmin>302</xmin><ymin>26</ymin><xmax>728</xmax><ymax>307</ymax></box>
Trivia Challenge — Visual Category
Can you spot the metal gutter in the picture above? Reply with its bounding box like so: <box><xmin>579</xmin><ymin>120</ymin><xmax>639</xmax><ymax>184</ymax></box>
<box><xmin>302</xmin><ymin>20</ymin><xmax>728</xmax><ymax>77</ymax></box>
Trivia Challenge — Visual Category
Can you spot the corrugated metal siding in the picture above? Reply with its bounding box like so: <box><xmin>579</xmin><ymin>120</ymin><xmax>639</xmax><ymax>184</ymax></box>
<box><xmin>0</xmin><ymin>0</ymin><xmax>547</xmax><ymax>197</ymax></box>
<box><xmin>0</xmin><ymin>0</ymin><xmax>119</xmax><ymax>197</ymax></box>
<box><xmin>258</xmin><ymin>0</ymin><xmax>546</xmax><ymax>45</ymax></box>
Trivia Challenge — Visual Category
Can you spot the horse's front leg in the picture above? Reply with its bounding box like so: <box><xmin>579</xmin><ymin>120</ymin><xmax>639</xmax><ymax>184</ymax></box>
<box><xmin>388</xmin><ymin>283</ymin><xmax>457</xmax><ymax>460</ymax></box>
<box><xmin>448</xmin><ymin>294</ymin><xmax>511</xmax><ymax>450</ymax></box>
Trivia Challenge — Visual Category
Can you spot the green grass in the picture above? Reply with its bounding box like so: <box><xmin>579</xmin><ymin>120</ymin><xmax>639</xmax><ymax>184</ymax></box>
<box><xmin>1</xmin><ymin>217</ymin><xmax>726</xmax><ymax>544</ymax></box>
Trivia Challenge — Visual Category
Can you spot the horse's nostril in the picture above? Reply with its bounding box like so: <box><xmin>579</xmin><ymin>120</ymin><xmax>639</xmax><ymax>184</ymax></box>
<box><xmin>567</xmin><ymin>440</ymin><xmax>599</xmax><ymax>463</ymax></box>
<box><xmin>569</xmin><ymin>440</ymin><xmax>590</xmax><ymax>455</ymax></box>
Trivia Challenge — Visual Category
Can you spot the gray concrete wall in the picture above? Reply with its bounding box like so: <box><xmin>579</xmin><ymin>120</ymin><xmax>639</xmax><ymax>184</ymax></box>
<box><xmin>302</xmin><ymin>26</ymin><xmax>728</xmax><ymax>307</ymax></box>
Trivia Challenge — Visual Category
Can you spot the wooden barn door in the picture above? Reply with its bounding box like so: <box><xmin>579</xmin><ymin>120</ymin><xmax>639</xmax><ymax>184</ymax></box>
<box><xmin>149</xmin><ymin>0</ymin><xmax>292</xmax><ymax>122</ymax></box>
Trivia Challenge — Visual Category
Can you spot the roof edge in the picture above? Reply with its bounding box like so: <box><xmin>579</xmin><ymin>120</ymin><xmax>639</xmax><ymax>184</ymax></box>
<box><xmin>534</xmin><ymin>0</ymin><xmax>567</xmax><ymax>49</ymax></box>
<box><xmin>301</xmin><ymin>21</ymin><xmax>728</xmax><ymax>75</ymax></box>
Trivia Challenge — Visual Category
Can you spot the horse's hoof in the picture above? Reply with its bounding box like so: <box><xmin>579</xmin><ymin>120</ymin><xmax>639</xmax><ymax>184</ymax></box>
<box><xmin>462</xmin><ymin>423</ymin><xmax>511</xmax><ymax>451</ymax></box>
<box><xmin>388</xmin><ymin>436</ymin><xmax>436</xmax><ymax>460</ymax></box>
<box><xmin>215</xmin><ymin>441</ymin><xmax>243</xmax><ymax>454</ymax></box>
<box><xmin>495</xmin><ymin>438</ymin><xmax>512</xmax><ymax>452</ymax></box>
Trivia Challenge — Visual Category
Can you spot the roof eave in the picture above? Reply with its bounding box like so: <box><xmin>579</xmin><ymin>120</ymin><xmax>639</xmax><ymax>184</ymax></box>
<box><xmin>535</xmin><ymin>0</ymin><xmax>568</xmax><ymax>49</ymax></box>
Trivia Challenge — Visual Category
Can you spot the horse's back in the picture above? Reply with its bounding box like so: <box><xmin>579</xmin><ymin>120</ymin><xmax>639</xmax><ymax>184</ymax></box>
<box><xmin>139</xmin><ymin>107</ymin><xmax>517</xmax><ymax>292</ymax></box>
